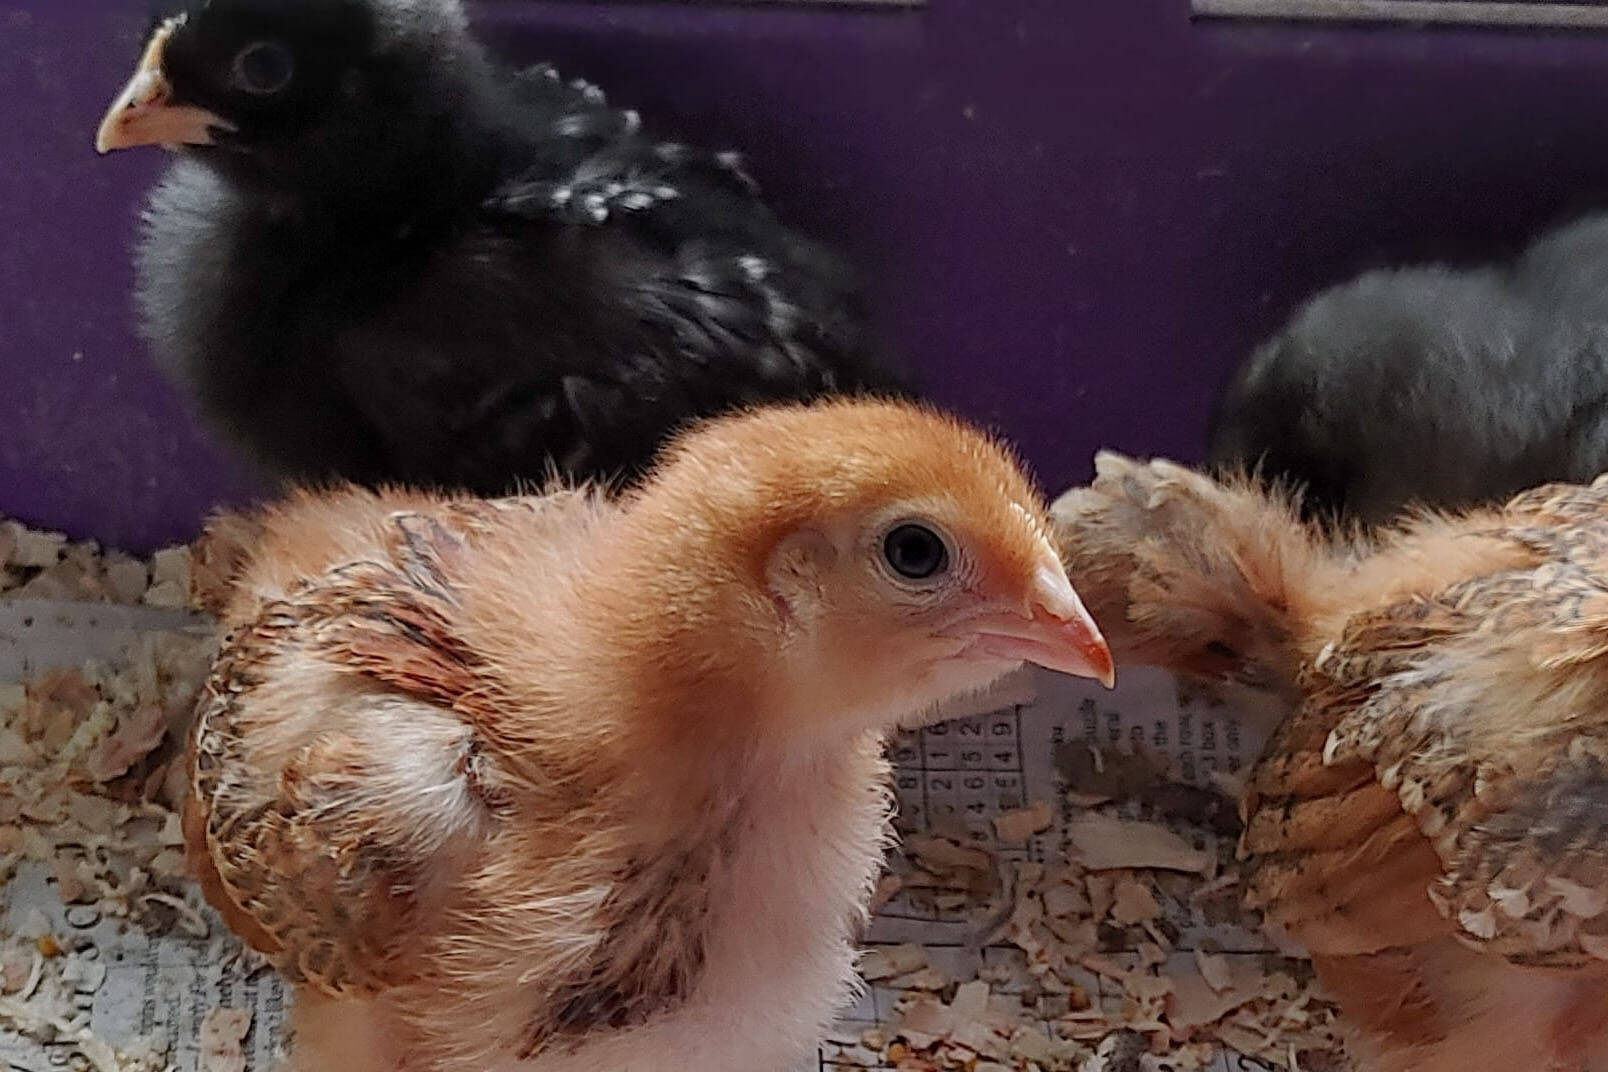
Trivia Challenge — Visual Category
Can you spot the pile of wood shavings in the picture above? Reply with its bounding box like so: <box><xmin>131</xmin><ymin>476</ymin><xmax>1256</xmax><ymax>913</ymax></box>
<box><xmin>0</xmin><ymin>931</ymin><xmax>170</xmax><ymax>1071</ymax></box>
<box><xmin>0</xmin><ymin>628</ymin><xmax>217</xmax><ymax>934</ymax></box>
<box><xmin>839</xmin><ymin>769</ymin><xmax>1351</xmax><ymax>1070</ymax></box>
<box><xmin>0</xmin><ymin>521</ymin><xmax>227</xmax><ymax>1069</ymax></box>
<box><xmin>0</xmin><ymin>519</ymin><xmax>196</xmax><ymax>609</ymax></box>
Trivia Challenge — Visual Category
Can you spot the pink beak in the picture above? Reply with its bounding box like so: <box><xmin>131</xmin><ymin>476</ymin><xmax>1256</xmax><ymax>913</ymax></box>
<box><xmin>955</xmin><ymin>561</ymin><xmax>1115</xmax><ymax>688</ymax></box>
<box><xmin>95</xmin><ymin>17</ymin><xmax>235</xmax><ymax>155</ymax></box>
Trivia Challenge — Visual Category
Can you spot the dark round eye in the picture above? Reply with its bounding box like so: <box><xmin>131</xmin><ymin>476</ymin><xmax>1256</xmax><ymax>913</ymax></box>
<box><xmin>883</xmin><ymin>523</ymin><xmax>950</xmax><ymax>581</ymax></box>
<box><xmin>231</xmin><ymin>41</ymin><xmax>295</xmax><ymax>96</ymax></box>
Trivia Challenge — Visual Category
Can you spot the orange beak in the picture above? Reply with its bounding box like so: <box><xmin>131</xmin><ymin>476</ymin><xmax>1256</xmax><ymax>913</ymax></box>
<box><xmin>952</xmin><ymin>560</ymin><xmax>1116</xmax><ymax>688</ymax></box>
<box><xmin>95</xmin><ymin>17</ymin><xmax>234</xmax><ymax>155</ymax></box>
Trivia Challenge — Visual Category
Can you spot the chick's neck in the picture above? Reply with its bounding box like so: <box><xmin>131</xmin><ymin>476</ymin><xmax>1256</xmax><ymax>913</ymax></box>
<box><xmin>570</xmin><ymin>483</ymin><xmax>864</xmax><ymax>769</ymax></box>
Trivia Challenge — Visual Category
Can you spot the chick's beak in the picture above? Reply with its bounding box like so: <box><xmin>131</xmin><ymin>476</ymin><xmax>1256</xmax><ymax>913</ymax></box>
<box><xmin>95</xmin><ymin>19</ymin><xmax>233</xmax><ymax>154</ymax></box>
<box><xmin>953</xmin><ymin>561</ymin><xmax>1115</xmax><ymax>688</ymax></box>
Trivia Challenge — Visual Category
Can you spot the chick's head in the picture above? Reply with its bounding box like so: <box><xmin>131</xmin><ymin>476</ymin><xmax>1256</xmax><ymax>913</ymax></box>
<box><xmin>96</xmin><ymin>1</ymin><xmax>475</xmax><ymax>195</ymax></box>
<box><xmin>624</xmin><ymin>400</ymin><xmax>1115</xmax><ymax>735</ymax></box>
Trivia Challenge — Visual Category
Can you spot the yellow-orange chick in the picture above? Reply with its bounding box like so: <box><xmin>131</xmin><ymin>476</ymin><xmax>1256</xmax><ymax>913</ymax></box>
<box><xmin>184</xmin><ymin>398</ymin><xmax>1114</xmax><ymax>1072</ymax></box>
<box><xmin>1054</xmin><ymin>453</ymin><xmax>1608</xmax><ymax>1072</ymax></box>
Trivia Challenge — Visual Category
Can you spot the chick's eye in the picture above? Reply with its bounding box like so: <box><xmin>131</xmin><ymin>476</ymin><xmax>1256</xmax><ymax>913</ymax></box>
<box><xmin>883</xmin><ymin>524</ymin><xmax>950</xmax><ymax>581</ymax></box>
<box><xmin>231</xmin><ymin>41</ymin><xmax>295</xmax><ymax>95</ymax></box>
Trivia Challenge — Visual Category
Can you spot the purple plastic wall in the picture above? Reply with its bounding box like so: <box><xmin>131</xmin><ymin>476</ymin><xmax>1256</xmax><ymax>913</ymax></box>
<box><xmin>5</xmin><ymin>1</ymin><xmax>1608</xmax><ymax>550</ymax></box>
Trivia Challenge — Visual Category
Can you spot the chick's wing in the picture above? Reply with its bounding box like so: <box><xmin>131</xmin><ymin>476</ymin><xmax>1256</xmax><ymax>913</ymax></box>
<box><xmin>188</xmin><ymin>498</ymin><xmax>713</xmax><ymax>1052</ymax></box>
<box><xmin>186</xmin><ymin>513</ymin><xmax>512</xmax><ymax>997</ymax></box>
<box><xmin>1245</xmin><ymin>486</ymin><xmax>1608</xmax><ymax>965</ymax></box>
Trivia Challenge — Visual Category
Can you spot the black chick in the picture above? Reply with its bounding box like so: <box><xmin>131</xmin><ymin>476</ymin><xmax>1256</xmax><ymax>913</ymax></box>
<box><xmin>1208</xmin><ymin>213</ymin><xmax>1608</xmax><ymax>526</ymax></box>
<box><xmin>96</xmin><ymin>0</ymin><xmax>905</xmax><ymax>495</ymax></box>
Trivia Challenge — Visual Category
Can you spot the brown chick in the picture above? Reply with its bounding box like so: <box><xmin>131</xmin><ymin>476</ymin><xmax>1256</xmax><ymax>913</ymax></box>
<box><xmin>1053</xmin><ymin>453</ymin><xmax>1608</xmax><ymax>1072</ymax></box>
<box><xmin>184</xmin><ymin>398</ymin><xmax>1114</xmax><ymax>1072</ymax></box>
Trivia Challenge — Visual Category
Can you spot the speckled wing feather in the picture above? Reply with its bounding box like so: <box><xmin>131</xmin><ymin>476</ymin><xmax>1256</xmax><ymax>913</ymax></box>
<box><xmin>467</xmin><ymin>104</ymin><xmax>898</xmax><ymax>487</ymax></box>
<box><xmin>187</xmin><ymin>499</ymin><xmax>714</xmax><ymax>1049</ymax></box>
<box><xmin>1244</xmin><ymin>478</ymin><xmax>1608</xmax><ymax>966</ymax></box>
<box><xmin>187</xmin><ymin>517</ymin><xmax>501</xmax><ymax>996</ymax></box>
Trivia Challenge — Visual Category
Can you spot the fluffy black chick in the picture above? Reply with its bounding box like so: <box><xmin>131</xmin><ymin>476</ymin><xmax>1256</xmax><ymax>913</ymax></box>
<box><xmin>97</xmin><ymin>0</ymin><xmax>905</xmax><ymax>494</ymax></box>
<box><xmin>1208</xmin><ymin>213</ymin><xmax>1608</xmax><ymax>527</ymax></box>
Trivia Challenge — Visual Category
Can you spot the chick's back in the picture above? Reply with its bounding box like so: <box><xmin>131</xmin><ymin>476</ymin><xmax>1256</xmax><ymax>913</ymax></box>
<box><xmin>1210</xmin><ymin>213</ymin><xmax>1608</xmax><ymax>525</ymax></box>
<box><xmin>1054</xmin><ymin>456</ymin><xmax>1608</xmax><ymax>1072</ymax></box>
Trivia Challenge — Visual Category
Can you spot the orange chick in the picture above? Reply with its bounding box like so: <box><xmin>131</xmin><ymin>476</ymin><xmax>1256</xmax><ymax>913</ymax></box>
<box><xmin>1054</xmin><ymin>453</ymin><xmax>1608</xmax><ymax>1072</ymax></box>
<box><xmin>184</xmin><ymin>398</ymin><xmax>1114</xmax><ymax>1072</ymax></box>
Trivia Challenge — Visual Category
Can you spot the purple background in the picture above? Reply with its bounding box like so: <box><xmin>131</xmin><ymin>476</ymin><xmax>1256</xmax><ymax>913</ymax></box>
<box><xmin>5</xmin><ymin>1</ymin><xmax>1608</xmax><ymax>551</ymax></box>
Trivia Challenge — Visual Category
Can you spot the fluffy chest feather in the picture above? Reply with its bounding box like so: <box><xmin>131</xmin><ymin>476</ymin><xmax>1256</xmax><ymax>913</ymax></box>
<box><xmin>497</xmin><ymin>733</ymin><xmax>893</xmax><ymax>1072</ymax></box>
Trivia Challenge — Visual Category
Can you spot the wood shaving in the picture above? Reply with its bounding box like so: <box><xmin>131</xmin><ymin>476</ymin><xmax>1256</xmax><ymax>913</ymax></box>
<box><xmin>861</xmin><ymin>944</ymin><xmax>930</xmax><ymax>981</ymax></box>
<box><xmin>992</xmin><ymin>801</ymin><xmax>1054</xmax><ymax>844</ymax></box>
<box><xmin>0</xmin><ymin>935</ymin><xmax>168</xmax><ymax>1071</ymax></box>
<box><xmin>1194</xmin><ymin>950</ymin><xmax>1233</xmax><ymax>994</ymax></box>
<box><xmin>1067</xmin><ymin>813</ymin><xmax>1214</xmax><ymax>875</ymax></box>
<box><xmin>901</xmin><ymin>834</ymin><xmax>1000</xmax><ymax>900</ymax></box>
<box><xmin>1166</xmin><ymin>959</ymin><xmax>1262</xmax><ymax>1029</ymax></box>
<box><xmin>5</xmin><ymin>524</ymin><xmax>69</xmax><ymax>570</ymax></box>
<box><xmin>1110</xmin><ymin>874</ymin><xmax>1163</xmax><ymax>926</ymax></box>
<box><xmin>870</xmin><ymin>872</ymin><xmax>904</xmax><ymax>915</ymax></box>
<box><xmin>0</xmin><ymin>515</ymin><xmax>200</xmax><ymax>610</ymax></box>
<box><xmin>199</xmin><ymin>1007</ymin><xmax>251</xmax><ymax>1072</ymax></box>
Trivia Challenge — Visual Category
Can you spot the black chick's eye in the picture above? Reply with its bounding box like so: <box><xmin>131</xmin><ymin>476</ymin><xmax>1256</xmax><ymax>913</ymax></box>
<box><xmin>883</xmin><ymin>524</ymin><xmax>951</xmax><ymax>582</ymax></box>
<box><xmin>231</xmin><ymin>41</ymin><xmax>295</xmax><ymax>96</ymax></box>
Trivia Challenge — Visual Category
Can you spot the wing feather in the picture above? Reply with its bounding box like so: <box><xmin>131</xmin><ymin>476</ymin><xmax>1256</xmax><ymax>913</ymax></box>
<box><xmin>187</xmin><ymin>502</ymin><xmax>712</xmax><ymax>1053</ymax></box>
<box><xmin>188</xmin><ymin>514</ymin><xmax>506</xmax><ymax>995</ymax></box>
<box><xmin>1245</xmin><ymin>481</ymin><xmax>1608</xmax><ymax>966</ymax></box>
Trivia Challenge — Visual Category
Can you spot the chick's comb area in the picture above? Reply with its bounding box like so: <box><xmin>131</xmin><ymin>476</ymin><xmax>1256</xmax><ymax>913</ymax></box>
<box><xmin>644</xmin><ymin>399</ymin><xmax>1053</xmax><ymax>545</ymax></box>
